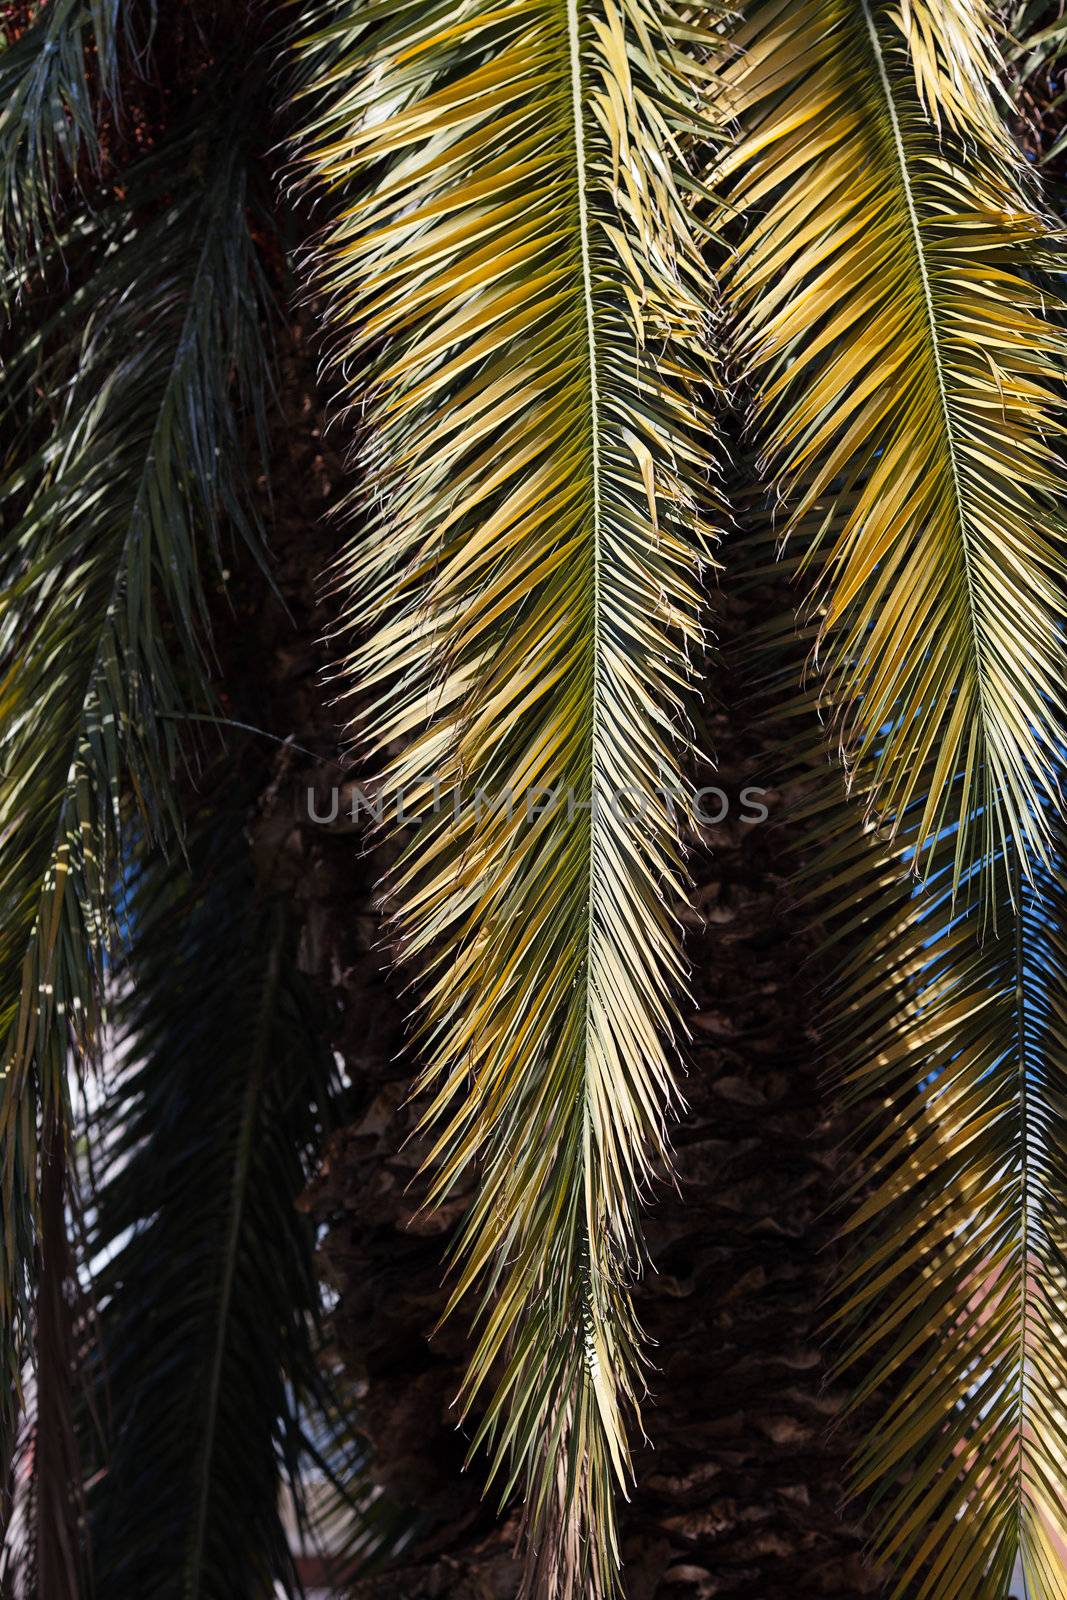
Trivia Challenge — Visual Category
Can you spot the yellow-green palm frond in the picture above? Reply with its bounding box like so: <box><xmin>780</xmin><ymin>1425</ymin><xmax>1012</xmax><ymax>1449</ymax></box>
<box><xmin>820</xmin><ymin>788</ymin><xmax>1067</xmax><ymax>1600</ymax></box>
<box><xmin>292</xmin><ymin>2</ymin><xmax>724</xmax><ymax>1591</ymax></box>
<box><xmin>892</xmin><ymin>0</ymin><xmax>1009</xmax><ymax>137</ymax></box>
<box><xmin>738</xmin><ymin>477</ymin><xmax>1067</xmax><ymax>1598</ymax></box>
<box><xmin>713</xmin><ymin>0</ymin><xmax>1067</xmax><ymax>903</ymax></box>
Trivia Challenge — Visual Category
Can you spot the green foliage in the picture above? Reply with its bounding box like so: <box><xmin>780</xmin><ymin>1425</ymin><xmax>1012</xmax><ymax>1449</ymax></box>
<box><xmin>0</xmin><ymin>0</ymin><xmax>154</xmax><ymax>266</ymax></box>
<box><xmin>0</xmin><ymin>75</ymin><xmax>271</xmax><ymax>1484</ymax></box>
<box><xmin>1</xmin><ymin>3</ymin><xmax>1067</xmax><ymax>1599</ymax></box>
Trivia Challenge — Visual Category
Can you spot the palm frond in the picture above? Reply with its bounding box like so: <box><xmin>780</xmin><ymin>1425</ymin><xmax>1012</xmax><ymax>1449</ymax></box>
<box><xmin>0</xmin><ymin>0</ymin><xmax>152</xmax><ymax>266</ymax></box>
<box><xmin>734</xmin><ymin>439</ymin><xmax>1067</xmax><ymax>1598</ymax></box>
<box><xmin>0</xmin><ymin>1112</ymin><xmax>84</xmax><ymax>1600</ymax></box>
<box><xmin>82</xmin><ymin>773</ymin><xmax>363</xmax><ymax>1599</ymax></box>
<box><xmin>820</xmin><ymin>786</ymin><xmax>1067</xmax><ymax>1600</ymax></box>
<box><xmin>31</xmin><ymin>1119</ymin><xmax>82</xmax><ymax>1600</ymax></box>
<box><xmin>0</xmin><ymin>80</ymin><xmax>272</xmax><ymax>1487</ymax></box>
<box><xmin>713</xmin><ymin>0</ymin><xmax>1067</xmax><ymax>904</ymax></box>
<box><xmin>291</xmin><ymin>3</ymin><xmax>724</xmax><ymax>1592</ymax></box>
<box><xmin>892</xmin><ymin>0</ymin><xmax>1010</xmax><ymax>136</ymax></box>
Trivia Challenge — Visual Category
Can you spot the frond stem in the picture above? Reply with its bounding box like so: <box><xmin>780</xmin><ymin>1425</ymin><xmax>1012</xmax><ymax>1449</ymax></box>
<box><xmin>1012</xmin><ymin>849</ymin><xmax>1033</xmax><ymax>1554</ymax></box>
<box><xmin>564</xmin><ymin>0</ymin><xmax>608</xmax><ymax>1383</ymax></box>
<box><xmin>858</xmin><ymin>0</ymin><xmax>994</xmax><ymax>844</ymax></box>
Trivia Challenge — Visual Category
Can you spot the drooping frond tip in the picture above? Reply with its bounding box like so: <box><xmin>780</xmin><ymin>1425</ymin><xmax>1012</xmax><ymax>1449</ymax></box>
<box><xmin>826</xmin><ymin>794</ymin><xmax>1067</xmax><ymax>1600</ymax></box>
<box><xmin>292</xmin><ymin>1</ymin><xmax>726</xmax><ymax>1591</ymax></box>
<box><xmin>715</xmin><ymin>1</ymin><xmax>1067</xmax><ymax>1583</ymax></box>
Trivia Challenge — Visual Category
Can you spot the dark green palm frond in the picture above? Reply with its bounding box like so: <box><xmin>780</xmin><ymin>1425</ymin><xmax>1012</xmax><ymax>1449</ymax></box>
<box><xmin>0</xmin><ymin>0</ymin><xmax>153</xmax><ymax>266</ymax></box>
<box><xmin>83</xmin><ymin>777</ymin><xmax>362</xmax><ymax>1600</ymax></box>
<box><xmin>1006</xmin><ymin>0</ymin><xmax>1067</xmax><ymax>178</ymax></box>
<box><xmin>819</xmin><ymin>789</ymin><xmax>1067</xmax><ymax>1600</ymax></box>
<box><xmin>292</xmin><ymin>3</ymin><xmax>724</xmax><ymax>1592</ymax></box>
<box><xmin>713</xmin><ymin>0</ymin><xmax>1067</xmax><ymax>905</ymax></box>
<box><xmin>0</xmin><ymin>82</ymin><xmax>271</xmax><ymax>1485</ymax></box>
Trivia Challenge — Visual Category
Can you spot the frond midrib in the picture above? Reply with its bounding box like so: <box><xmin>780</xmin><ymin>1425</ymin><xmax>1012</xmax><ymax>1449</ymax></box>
<box><xmin>564</xmin><ymin>0</ymin><xmax>608</xmax><ymax>1334</ymax></box>
<box><xmin>1012</xmin><ymin>856</ymin><xmax>1033</xmax><ymax>1554</ymax></box>
<box><xmin>858</xmin><ymin>0</ymin><xmax>995</xmax><ymax>830</ymax></box>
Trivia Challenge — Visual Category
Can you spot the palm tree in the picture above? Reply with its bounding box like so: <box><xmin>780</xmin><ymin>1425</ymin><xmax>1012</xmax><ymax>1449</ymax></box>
<box><xmin>1</xmin><ymin>1</ymin><xmax>1066</xmax><ymax>1598</ymax></box>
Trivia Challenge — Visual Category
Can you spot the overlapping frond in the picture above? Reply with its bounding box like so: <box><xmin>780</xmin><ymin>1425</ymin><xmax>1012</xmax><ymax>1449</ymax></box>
<box><xmin>738</xmin><ymin>425</ymin><xmax>1067</xmax><ymax>1597</ymax></box>
<box><xmin>713</xmin><ymin>0</ymin><xmax>1067</xmax><ymax>903</ymax></box>
<box><xmin>732</xmin><ymin>361</ymin><xmax>1067</xmax><ymax>1597</ymax></box>
<box><xmin>83</xmin><ymin>777</ymin><xmax>361</xmax><ymax>1599</ymax></box>
<box><xmin>0</xmin><ymin>83</ymin><xmax>271</xmax><ymax>1485</ymax></box>
<box><xmin>816</xmin><ymin>779</ymin><xmax>1067</xmax><ymax>1600</ymax></box>
<box><xmin>292</xmin><ymin>2</ymin><xmax>724</xmax><ymax>1591</ymax></box>
<box><xmin>0</xmin><ymin>0</ymin><xmax>152</xmax><ymax>266</ymax></box>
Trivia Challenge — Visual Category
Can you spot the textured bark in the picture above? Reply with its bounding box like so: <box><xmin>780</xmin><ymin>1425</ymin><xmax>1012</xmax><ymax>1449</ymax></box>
<box><xmin>228</xmin><ymin>319</ymin><xmax>881</xmax><ymax>1600</ymax></box>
